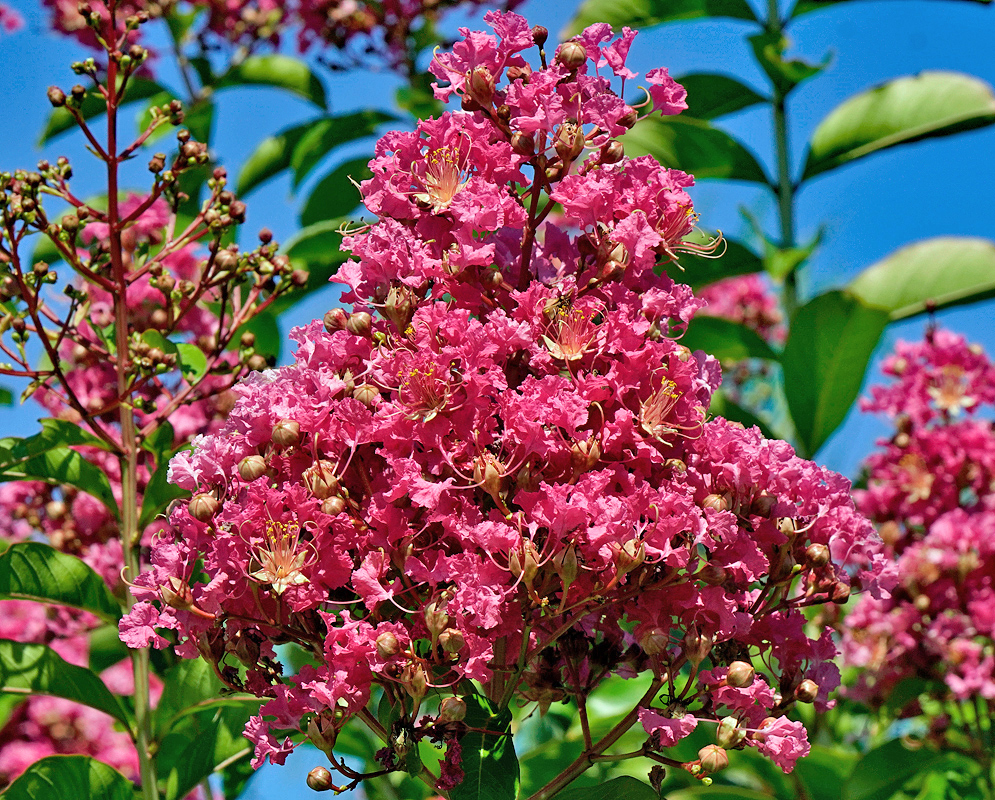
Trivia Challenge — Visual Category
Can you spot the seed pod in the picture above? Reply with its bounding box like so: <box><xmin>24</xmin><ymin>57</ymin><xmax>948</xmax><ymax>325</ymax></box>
<box><xmin>47</xmin><ymin>87</ymin><xmax>66</xmax><ymax>107</ymax></box>
<box><xmin>615</xmin><ymin>539</ymin><xmax>645</xmax><ymax>575</ymax></box>
<box><xmin>424</xmin><ymin>597</ymin><xmax>450</xmax><ymax>638</ymax></box>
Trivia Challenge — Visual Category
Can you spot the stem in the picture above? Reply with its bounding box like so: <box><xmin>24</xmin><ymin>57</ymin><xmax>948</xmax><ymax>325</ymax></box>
<box><xmin>767</xmin><ymin>0</ymin><xmax>798</xmax><ymax>317</ymax></box>
<box><xmin>106</xmin><ymin>43</ymin><xmax>158</xmax><ymax>800</ymax></box>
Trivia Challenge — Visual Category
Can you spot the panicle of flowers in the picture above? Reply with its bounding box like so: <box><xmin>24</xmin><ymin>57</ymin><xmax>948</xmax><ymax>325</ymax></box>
<box><xmin>842</xmin><ymin>327</ymin><xmax>995</xmax><ymax>772</ymax></box>
<box><xmin>698</xmin><ymin>274</ymin><xmax>785</xmax><ymax>345</ymax></box>
<box><xmin>124</xmin><ymin>13</ymin><xmax>890</xmax><ymax>794</ymax></box>
<box><xmin>0</xmin><ymin>3</ymin><xmax>22</xmax><ymax>34</ymax></box>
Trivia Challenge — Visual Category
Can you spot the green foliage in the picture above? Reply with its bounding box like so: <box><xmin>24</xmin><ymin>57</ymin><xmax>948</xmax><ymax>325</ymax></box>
<box><xmin>449</xmin><ymin>694</ymin><xmax>520</xmax><ymax>800</ymax></box>
<box><xmin>566</xmin><ymin>0</ymin><xmax>756</xmax><ymax>34</ymax></box>
<box><xmin>842</xmin><ymin>739</ymin><xmax>946</xmax><ymax>800</ymax></box>
<box><xmin>849</xmin><ymin>236</ymin><xmax>995</xmax><ymax>319</ymax></box>
<box><xmin>0</xmin><ymin>755</ymin><xmax>135</xmax><ymax>800</ymax></box>
<box><xmin>0</xmin><ymin>542</ymin><xmax>121</xmax><ymax>621</ymax></box>
<box><xmin>678</xmin><ymin>73</ymin><xmax>768</xmax><ymax>120</ymax></box>
<box><xmin>681</xmin><ymin>316</ymin><xmax>779</xmax><ymax>363</ymax></box>
<box><xmin>300</xmin><ymin>156</ymin><xmax>374</xmax><ymax>226</ymax></box>
<box><xmin>552</xmin><ymin>776</ymin><xmax>660</xmax><ymax>800</ymax></box>
<box><xmin>0</xmin><ymin>640</ymin><xmax>132</xmax><ymax>726</ymax></box>
<box><xmin>804</xmin><ymin>71</ymin><xmax>995</xmax><ymax>179</ymax></box>
<box><xmin>216</xmin><ymin>55</ymin><xmax>328</xmax><ymax>109</ymax></box>
<box><xmin>675</xmin><ymin>235</ymin><xmax>765</xmax><ymax>289</ymax></box>
<box><xmin>780</xmin><ymin>291</ymin><xmax>889</xmax><ymax>457</ymax></box>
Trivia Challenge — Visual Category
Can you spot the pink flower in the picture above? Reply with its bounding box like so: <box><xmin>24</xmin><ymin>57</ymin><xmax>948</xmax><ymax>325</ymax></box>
<box><xmin>119</xmin><ymin>601</ymin><xmax>168</xmax><ymax>649</ymax></box>
<box><xmin>750</xmin><ymin>717</ymin><xmax>810</xmax><ymax>773</ymax></box>
<box><xmin>639</xmin><ymin>709</ymin><xmax>698</xmax><ymax>747</ymax></box>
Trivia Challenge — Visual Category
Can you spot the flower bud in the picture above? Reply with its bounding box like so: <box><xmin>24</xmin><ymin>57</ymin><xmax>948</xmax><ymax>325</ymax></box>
<box><xmin>726</xmin><ymin>661</ymin><xmax>755</xmax><ymax>688</ymax></box>
<box><xmin>306</xmin><ymin>766</ymin><xmax>335</xmax><ymax>792</ymax></box>
<box><xmin>600</xmin><ymin>141</ymin><xmax>624</xmax><ymax>164</ymax></box>
<box><xmin>47</xmin><ymin>87</ymin><xmax>66</xmax><ymax>107</ymax></box>
<box><xmin>805</xmin><ymin>543</ymin><xmax>831</xmax><ymax>568</ymax></box>
<box><xmin>552</xmin><ymin>542</ymin><xmax>578</xmax><ymax>588</ymax></box>
<box><xmin>531</xmin><ymin>25</ymin><xmax>548</xmax><ymax>47</ymax></box>
<box><xmin>556</xmin><ymin>41</ymin><xmax>587</xmax><ymax>69</ymax></box>
<box><xmin>554</xmin><ymin>120</ymin><xmax>586</xmax><ymax>163</ymax></box>
<box><xmin>439</xmin><ymin>696</ymin><xmax>467</xmax><ymax>722</ymax></box>
<box><xmin>698</xmin><ymin>745</ymin><xmax>729</xmax><ymax>774</ymax></box>
<box><xmin>321</xmin><ymin>496</ymin><xmax>346</xmax><ymax>516</ymax></box>
<box><xmin>511</xmin><ymin>132</ymin><xmax>535</xmax><ymax>156</ymax></box>
<box><xmin>188</xmin><ymin>493</ymin><xmax>219</xmax><ymax>522</ymax></box>
<box><xmin>750</xmin><ymin>492</ymin><xmax>776</xmax><ymax>518</ymax></box>
<box><xmin>271</xmin><ymin>419</ymin><xmax>301</xmax><ymax>448</ymax></box>
<box><xmin>303</xmin><ymin>460</ymin><xmax>340</xmax><ymax>499</ymax></box>
<box><xmin>323</xmin><ymin>308</ymin><xmax>348</xmax><ymax>333</ymax></box>
<box><xmin>683</xmin><ymin>627</ymin><xmax>713</xmax><ymax>668</ymax></box>
<box><xmin>401</xmin><ymin>662</ymin><xmax>428</xmax><ymax>702</ymax></box>
<box><xmin>424</xmin><ymin>597</ymin><xmax>450</xmax><ymax>639</ymax></box>
<box><xmin>615</xmin><ymin>538</ymin><xmax>645</xmax><ymax>575</ymax></box>
<box><xmin>467</xmin><ymin>66</ymin><xmax>495</xmax><ymax>105</ymax></box>
<box><xmin>509</xmin><ymin>540</ymin><xmax>540</xmax><ymax>588</ymax></box>
<box><xmin>384</xmin><ymin>284</ymin><xmax>416</xmax><ymax>332</ymax></box>
<box><xmin>664</xmin><ymin>458</ymin><xmax>687</xmax><ymax>476</ymax></box>
<box><xmin>697</xmin><ymin>564</ymin><xmax>727</xmax><ymax>586</ymax></box>
<box><xmin>238</xmin><ymin>455</ymin><xmax>267</xmax><ymax>482</ymax></box>
<box><xmin>639</xmin><ymin>627</ymin><xmax>670</xmax><ymax>656</ymax></box>
<box><xmin>715</xmin><ymin>717</ymin><xmax>745</xmax><ymax>749</ymax></box>
<box><xmin>375</xmin><ymin>631</ymin><xmax>400</xmax><ymax>658</ymax></box>
<box><xmin>346</xmin><ymin>311</ymin><xmax>372</xmax><ymax>336</ymax></box>
<box><xmin>353</xmin><ymin>383</ymin><xmax>380</xmax><ymax>408</ymax></box>
<box><xmin>830</xmin><ymin>582</ymin><xmax>851</xmax><ymax>604</ymax></box>
<box><xmin>619</xmin><ymin>107</ymin><xmax>639</xmax><ymax>128</ymax></box>
<box><xmin>702</xmin><ymin>494</ymin><xmax>729</xmax><ymax>513</ymax></box>
<box><xmin>795</xmin><ymin>679</ymin><xmax>819</xmax><ymax>703</ymax></box>
<box><xmin>438</xmin><ymin>628</ymin><xmax>465</xmax><ymax>654</ymax></box>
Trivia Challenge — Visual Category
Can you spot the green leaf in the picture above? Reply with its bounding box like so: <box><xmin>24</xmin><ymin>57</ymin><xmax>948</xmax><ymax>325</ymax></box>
<box><xmin>668</xmin><ymin>788</ymin><xmax>775</xmax><ymax>800</ymax></box>
<box><xmin>290</xmin><ymin>110</ymin><xmax>396</xmax><ymax>188</ymax></box>
<box><xmin>843</xmin><ymin>739</ymin><xmax>945</xmax><ymax>800</ymax></box>
<box><xmin>88</xmin><ymin>624</ymin><xmax>131</xmax><ymax>673</ymax></box>
<box><xmin>795</xmin><ymin>745</ymin><xmax>859</xmax><ymax>800</ymax></box>
<box><xmin>781</xmin><ymin>291</ymin><xmax>889</xmax><ymax>457</ymax></box>
<box><xmin>678</xmin><ymin>73</ymin><xmax>767</xmax><ymax>120</ymax></box>
<box><xmin>674</xmin><ymin>234</ymin><xmax>765</xmax><ymax>290</ymax></box>
<box><xmin>0</xmin><ymin>755</ymin><xmax>134</xmax><ymax>800</ymax></box>
<box><xmin>849</xmin><ymin>237</ymin><xmax>995</xmax><ymax>320</ymax></box>
<box><xmin>284</xmin><ymin>218</ymin><xmax>349</xmax><ymax>267</ymax></box>
<box><xmin>708</xmin><ymin>388</ymin><xmax>781</xmax><ymax>441</ymax></box>
<box><xmin>0</xmin><ymin>387</ymin><xmax>11</xmax><ymax>406</ymax></box>
<box><xmin>624</xmin><ymin>116</ymin><xmax>770</xmax><ymax>184</ymax></box>
<box><xmin>175</xmin><ymin>343</ymin><xmax>209</xmax><ymax>384</ymax></box>
<box><xmin>0</xmin><ymin>419</ymin><xmax>113</xmax><ymax>461</ymax></box>
<box><xmin>40</xmin><ymin>77</ymin><xmax>164</xmax><ymax>144</ymax></box>
<box><xmin>0</xmin><ymin>542</ymin><xmax>122</xmax><ymax>621</ymax></box>
<box><xmin>300</xmin><ymin>157</ymin><xmax>373</xmax><ymax>227</ymax></box>
<box><xmin>682</xmin><ymin>316</ymin><xmax>779</xmax><ymax>362</ymax></box>
<box><xmin>792</xmin><ymin>0</ymin><xmax>990</xmax><ymax>18</ymax></box>
<box><xmin>217</xmin><ymin>54</ymin><xmax>327</xmax><ymax>109</ymax></box>
<box><xmin>141</xmin><ymin>329</ymin><xmax>179</xmax><ymax>357</ymax></box>
<box><xmin>803</xmin><ymin>71</ymin><xmax>995</xmax><ymax>179</ymax></box>
<box><xmin>553</xmin><ymin>777</ymin><xmax>659</xmax><ymax>800</ymax></box>
<box><xmin>0</xmin><ymin>640</ymin><xmax>131</xmax><ymax>726</ymax></box>
<box><xmin>158</xmin><ymin>705</ymin><xmax>255</xmax><ymax>800</ymax></box>
<box><xmin>237</xmin><ymin>121</ymin><xmax>314</xmax><ymax>196</ymax></box>
<box><xmin>565</xmin><ymin>0</ymin><xmax>756</xmax><ymax>35</ymax></box>
<box><xmin>396</xmin><ymin>72</ymin><xmax>444</xmax><ymax>120</ymax></box>
<box><xmin>0</xmin><ymin>444</ymin><xmax>120</xmax><ymax>518</ymax></box>
<box><xmin>748</xmin><ymin>32</ymin><xmax>827</xmax><ymax>95</ymax></box>
<box><xmin>449</xmin><ymin>694</ymin><xmax>520</xmax><ymax>800</ymax></box>
<box><xmin>232</xmin><ymin>310</ymin><xmax>282</xmax><ymax>362</ymax></box>
<box><xmin>153</xmin><ymin>659</ymin><xmax>259</xmax><ymax>741</ymax></box>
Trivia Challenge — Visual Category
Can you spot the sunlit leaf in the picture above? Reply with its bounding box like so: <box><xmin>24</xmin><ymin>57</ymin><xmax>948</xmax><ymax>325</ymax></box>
<box><xmin>0</xmin><ymin>755</ymin><xmax>134</xmax><ymax>800</ymax></box>
<box><xmin>565</xmin><ymin>0</ymin><xmax>756</xmax><ymax>35</ymax></box>
<box><xmin>682</xmin><ymin>316</ymin><xmax>779</xmax><ymax>362</ymax></box>
<box><xmin>291</xmin><ymin>110</ymin><xmax>396</xmax><ymax>187</ymax></box>
<box><xmin>848</xmin><ymin>236</ymin><xmax>995</xmax><ymax>320</ymax></box>
<box><xmin>0</xmin><ymin>640</ymin><xmax>131</xmax><ymax>726</ymax></box>
<box><xmin>678</xmin><ymin>73</ymin><xmax>767</xmax><ymax>120</ymax></box>
<box><xmin>175</xmin><ymin>343</ymin><xmax>209</xmax><ymax>384</ymax></box>
<box><xmin>217</xmin><ymin>55</ymin><xmax>327</xmax><ymax>109</ymax></box>
<box><xmin>803</xmin><ymin>71</ymin><xmax>995</xmax><ymax>179</ymax></box>
<box><xmin>300</xmin><ymin>157</ymin><xmax>373</xmax><ymax>226</ymax></box>
<box><xmin>237</xmin><ymin>121</ymin><xmax>314</xmax><ymax>196</ymax></box>
<box><xmin>624</xmin><ymin>116</ymin><xmax>770</xmax><ymax>184</ymax></box>
<box><xmin>0</xmin><ymin>445</ymin><xmax>119</xmax><ymax>521</ymax></box>
<box><xmin>781</xmin><ymin>291</ymin><xmax>889</xmax><ymax>457</ymax></box>
<box><xmin>449</xmin><ymin>694</ymin><xmax>520</xmax><ymax>800</ymax></box>
<box><xmin>748</xmin><ymin>32</ymin><xmax>827</xmax><ymax>95</ymax></box>
<box><xmin>0</xmin><ymin>543</ymin><xmax>121</xmax><ymax>621</ymax></box>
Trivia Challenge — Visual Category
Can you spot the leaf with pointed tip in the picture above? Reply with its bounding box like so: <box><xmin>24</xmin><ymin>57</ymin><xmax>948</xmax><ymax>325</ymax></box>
<box><xmin>0</xmin><ymin>755</ymin><xmax>135</xmax><ymax>800</ymax></box>
<box><xmin>565</xmin><ymin>0</ymin><xmax>756</xmax><ymax>35</ymax></box>
<box><xmin>849</xmin><ymin>237</ymin><xmax>995</xmax><ymax>320</ymax></box>
<box><xmin>300</xmin><ymin>157</ymin><xmax>373</xmax><ymax>227</ymax></box>
<box><xmin>217</xmin><ymin>55</ymin><xmax>327</xmax><ymax>109</ymax></box>
<box><xmin>237</xmin><ymin>121</ymin><xmax>314</xmax><ymax>196</ymax></box>
<box><xmin>449</xmin><ymin>694</ymin><xmax>519</xmax><ymax>800</ymax></box>
<box><xmin>290</xmin><ymin>110</ymin><xmax>396</xmax><ymax>188</ymax></box>
<box><xmin>781</xmin><ymin>291</ymin><xmax>889</xmax><ymax>457</ymax></box>
<box><xmin>0</xmin><ymin>387</ymin><xmax>11</xmax><ymax>406</ymax></box>
<box><xmin>624</xmin><ymin>116</ymin><xmax>770</xmax><ymax>184</ymax></box>
<box><xmin>793</xmin><ymin>0</ymin><xmax>990</xmax><ymax>18</ymax></box>
<box><xmin>0</xmin><ymin>446</ymin><xmax>119</xmax><ymax>521</ymax></box>
<box><xmin>0</xmin><ymin>542</ymin><xmax>122</xmax><ymax>621</ymax></box>
<box><xmin>0</xmin><ymin>640</ymin><xmax>131</xmax><ymax>726</ymax></box>
<box><xmin>748</xmin><ymin>32</ymin><xmax>827</xmax><ymax>95</ymax></box>
<box><xmin>842</xmin><ymin>738</ymin><xmax>945</xmax><ymax>800</ymax></box>
<box><xmin>683</xmin><ymin>316</ymin><xmax>779</xmax><ymax>362</ymax></box>
<box><xmin>175</xmin><ymin>343</ymin><xmax>208</xmax><ymax>384</ymax></box>
<box><xmin>678</xmin><ymin>73</ymin><xmax>767</xmax><ymax>120</ymax></box>
<box><xmin>803</xmin><ymin>71</ymin><xmax>995</xmax><ymax>179</ymax></box>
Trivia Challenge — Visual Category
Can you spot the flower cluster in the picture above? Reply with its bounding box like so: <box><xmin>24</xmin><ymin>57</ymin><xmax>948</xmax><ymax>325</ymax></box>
<box><xmin>0</xmin><ymin>3</ymin><xmax>21</xmax><ymax>34</ymax></box>
<box><xmin>698</xmin><ymin>274</ymin><xmax>784</xmax><ymax>345</ymax></box>
<box><xmin>843</xmin><ymin>330</ymin><xmax>995</xmax><ymax>727</ymax></box>
<box><xmin>45</xmin><ymin>0</ymin><xmax>515</xmax><ymax>71</ymax></box>
<box><xmin>124</xmin><ymin>13</ymin><xmax>888</xmax><ymax>791</ymax></box>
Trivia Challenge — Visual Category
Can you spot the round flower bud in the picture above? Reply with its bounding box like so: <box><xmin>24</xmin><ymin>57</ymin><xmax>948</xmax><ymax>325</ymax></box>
<box><xmin>683</xmin><ymin>627</ymin><xmax>713</xmax><ymax>668</ymax></box>
<box><xmin>830</xmin><ymin>582</ymin><xmax>851</xmax><ymax>604</ymax></box>
<box><xmin>600</xmin><ymin>140</ymin><xmax>624</xmax><ymax>164</ymax></box>
<box><xmin>306</xmin><ymin>766</ymin><xmax>335</xmax><ymax>792</ymax></box>
<box><xmin>511</xmin><ymin>132</ymin><xmax>535</xmax><ymax>156</ymax></box>
<box><xmin>726</xmin><ymin>661</ymin><xmax>755</xmax><ymax>688</ymax></box>
<box><xmin>795</xmin><ymin>679</ymin><xmax>819</xmax><ymax>703</ymax></box>
<box><xmin>697</xmin><ymin>564</ymin><xmax>727</xmax><ymax>586</ymax></box>
<box><xmin>47</xmin><ymin>86</ymin><xmax>67</xmax><ymax>107</ymax></box>
<box><xmin>702</xmin><ymin>494</ymin><xmax>729</xmax><ymax>513</ymax></box>
<box><xmin>303</xmin><ymin>461</ymin><xmax>340</xmax><ymax>499</ymax></box>
<box><xmin>238</xmin><ymin>455</ymin><xmax>267</xmax><ymax>482</ymax></box>
<box><xmin>188</xmin><ymin>493</ymin><xmax>219</xmax><ymax>522</ymax></box>
<box><xmin>556</xmin><ymin>41</ymin><xmax>587</xmax><ymax>69</ymax></box>
<box><xmin>439</xmin><ymin>696</ymin><xmax>467</xmax><ymax>722</ymax></box>
<box><xmin>750</xmin><ymin>492</ymin><xmax>776</xmax><ymax>518</ymax></box>
<box><xmin>698</xmin><ymin>745</ymin><xmax>729</xmax><ymax>774</ymax></box>
<box><xmin>619</xmin><ymin>107</ymin><xmax>639</xmax><ymax>128</ymax></box>
<box><xmin>321</xmin><ymin>496</ymin><xmax>346</xmax><ymax>516</ymax></box>
<box><xmin>552</xmin><ymin>542</ymin><xmax>578</xmax><ymax>588</ymax></box>
<box><xmin>639</xmin><ymin>627</ymin><xmax>669</xmax><ymax>656</ymax></box>
<box><xmin>353</xmin><ymin>383</ymin><xmax>380</xmax><ymax>408</ymax></box>
<box><xmin>375</xmin><ymin>631</ymin><xmax>400</xmax><ymax>658</ymax></box>
<box><xmin>271</xmin><ymin>419</ymin><xmax>301</xmax><ymax>448</ymax></box>
<box><xmin>467</xmin><ymin>66</ymin><xmax>495</xmax><ymax>105</ymax></box>
<box><xmin>438</xmin><ymin>628</ymin><xmax>465</xmax><ymax>653</ymax></box>
<box><xmin>323</xmin><ymin>308</ymin><xmax>348</xmax><ymax>333</ymax></box>
<box><xmin>401</xmin><ymin>662</ymin><xmax>428</xmax><ymax>702</ymax></box>
<box><xmin>664</xmin><ymin>458</ymin><xmax>687</xmax><ymax>475</ymax></box>
<box><xmin>805</xmin><ymin>543</ymin><xmax>831</xmax><ymax>568</ymax></box>
<box><xmin>531</xmin><ymin>25</ymin><xmax>548</xmax><ymax>47</ymax></box>
<box><xmin>424</xmin><ymin>597</ymin><xmax>450</xmax><ymax>638</ymax></box>
<box><xmin>345</xmin><ymin>311</ymin><xmax>372</xmax><ymax>337</ymax></box>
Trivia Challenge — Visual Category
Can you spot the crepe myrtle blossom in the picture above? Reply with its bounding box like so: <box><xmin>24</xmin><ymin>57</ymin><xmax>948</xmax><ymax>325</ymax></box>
<box><xmin>123</xmin><ymin>14</ymin><xmax>889</xmax><ymax>793</ymax></box>
<box><xmin>843</xmin><ymin>330</ymin><xmax>995</xmax><ymax>759</ymax></box>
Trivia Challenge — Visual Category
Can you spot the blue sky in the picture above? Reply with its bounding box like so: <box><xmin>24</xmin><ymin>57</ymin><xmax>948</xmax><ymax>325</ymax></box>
<box><xmin>1</xmin><ymin>0</ymin><xmax>994</xmax><ymax>792</ymax></box>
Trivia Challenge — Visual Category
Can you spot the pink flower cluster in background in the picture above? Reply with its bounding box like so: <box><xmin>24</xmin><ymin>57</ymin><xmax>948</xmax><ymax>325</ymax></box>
<box><xmin>698</xmin><ymin>274</ymin><xmax>785</xmax><ymax>345</ymax></box>
<box><xmin>123</xmin><ymin>13</ymin><xmax>889</xmax><ymax>787</ymax></box>
<box><xmin>0</xmin><ymin>3</ymin><xmax>22</xmax><ymax>33</ymax></box>
<box><xmin>843</xmin><ymin>328</ymin><xmax>995</xmax><ymax>715</ymax></box>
